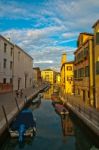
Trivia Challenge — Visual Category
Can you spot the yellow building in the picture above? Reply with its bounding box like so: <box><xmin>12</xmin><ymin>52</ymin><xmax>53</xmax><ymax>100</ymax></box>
<box><xmin>92</xmin><ymin>20</ymin><xmax>99</xmax><ymax>109</ymax></box>
<box><xmin>74</xmin><ymin>33</ymin><xmax>94</xmax><ymax>106</ymax></box>
<box><xmin>41</xmin><ymin>69</ymin><xmax>55</xmax><ymax>84</ymax></box>
<box><xmin>55</xmin><ymin>72</ymin><xmax>61</xmax><ymax>85</ymax></box>
<box><xmin>60</xmin><ymin>53</ymin><xmax>74</xmax><ymax>95</ymax></box>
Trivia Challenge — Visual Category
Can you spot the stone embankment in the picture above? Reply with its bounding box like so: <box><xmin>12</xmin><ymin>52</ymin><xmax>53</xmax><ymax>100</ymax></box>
<box><xmin>60</xmin><ymin>95</ymin><xmax>99</xmax><ymax>137</ymax></box>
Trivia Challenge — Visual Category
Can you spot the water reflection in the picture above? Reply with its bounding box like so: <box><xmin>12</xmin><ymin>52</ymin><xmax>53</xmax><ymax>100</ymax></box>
<box><xmin>1</xmin><ymin>86</ymin><xmax>99</xmax><ymax>150</ymax></box>
<box><xmin>3</xmin><ymin>137</ymin><xmax>34</xmax><ymax>150</ymax></box>
<box><xmin>43</xmin><ymin>86</ymin><xmax>54</xmax><ymax>99</ymax></box>
<box><xmin>61</xmin><ymin>114</ymin><xmax>74</xmax><ymax>136</ymax></box>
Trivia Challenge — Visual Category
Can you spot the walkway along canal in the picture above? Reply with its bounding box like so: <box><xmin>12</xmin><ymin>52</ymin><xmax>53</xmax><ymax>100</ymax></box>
<box><xmin>0</xmin><ymin>86</ymin><xmax>99</xmax><ymax>150</ymax></box>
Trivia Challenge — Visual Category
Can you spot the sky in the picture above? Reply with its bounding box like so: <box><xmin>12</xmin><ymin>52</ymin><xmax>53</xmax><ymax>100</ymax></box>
<box><xmin>0</xmin><ymin>0</ymin><xmax>99</xmax><ymax>71</ymax></box>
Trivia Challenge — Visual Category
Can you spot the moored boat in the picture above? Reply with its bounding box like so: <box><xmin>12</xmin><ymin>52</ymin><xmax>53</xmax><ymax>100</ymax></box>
<box><xmin>38</xmin><ymin>93</ymin><xmax>43</xmax><ymax>98</ymax></box>
<box><xmin>9</xmin><ymin>109</ymin><xmax>36</xmax><ymax>142</ymax></box>
<box><xmin>32</xmin><ymin>93</ymin><xmax>42</xmax><ymax>105</ymax></box>
<box><xmin>54</xmin><ymin>104</ymin><xmax>69</xmax><ymax>115</ymax></box>
<box><xmin>51</xmin><ymin>93</ymin><xmax>59</xmax><ymax>101</ymax></box>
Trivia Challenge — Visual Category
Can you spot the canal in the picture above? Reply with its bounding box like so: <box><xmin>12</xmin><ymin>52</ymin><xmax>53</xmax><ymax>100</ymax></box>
<box><xmin>1</xmin><ymin>86</ymin><xmax>99</xmax><ymax>150</ymax></box>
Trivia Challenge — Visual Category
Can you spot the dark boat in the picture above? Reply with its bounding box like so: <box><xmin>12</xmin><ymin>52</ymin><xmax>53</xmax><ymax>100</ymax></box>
<box><xmin>54</xmin><ymin>104</ymin><xmax>69</xmax><ymax>115</ymax></box>
<box><xmin>9</xmin><ymin>109</ymin><xmax>36</xmax><ymax>143</ymax></box>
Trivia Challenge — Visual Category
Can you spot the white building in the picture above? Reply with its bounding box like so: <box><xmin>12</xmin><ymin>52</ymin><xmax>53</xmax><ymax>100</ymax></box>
<box><xmin>0</xmin><ymin>35</ymin><xmax>14</xmax><ymax>93</ymax></box>
<box><xmin>0</xmin><ymin>35</ymin><xmax>33</xmax><ymax>93</ymax></box>
<box><xmin>13</xmin><ymin>45</ymin><xmax>33</xmax><ymax>90</ymax></box>
<box><xmin>32</xmin><ymin>68</ymin><xmax>38</xmax><ymax>83</ymax></box>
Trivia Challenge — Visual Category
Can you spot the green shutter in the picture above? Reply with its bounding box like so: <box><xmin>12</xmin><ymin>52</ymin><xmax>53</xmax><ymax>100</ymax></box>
<box><xmin>96</xmin><ymin>61</ymin><xmax>99</xmax><ymax>74</ymax></box>
<box><xmin>96</xmin><ymin>33</ymin><xmax>99</xmax><ymax>45</ymax></box>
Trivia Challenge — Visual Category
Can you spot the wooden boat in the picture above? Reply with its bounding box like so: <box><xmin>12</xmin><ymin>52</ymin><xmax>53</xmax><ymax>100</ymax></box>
<box><xmin>51</xmin><ymin>93</ymin><xmax>58</xmax><ymax>101</ymax></box>
<box><xmin>9</xmin><ymin>109</ymin><xmax>36</xmax><ymax>142</ymax></box>
<box><xmin>32</xmin><ymin>93</ymin><xmax>42</xmax><ymax>105</ymax></box>
<box><xmin>54</xmin><ymin>104</ymin><xmax>69</xmax><ymax>115</ymax></box>
<box><xmin>52</xmin><ymin>100</ymin><xmax>63</xmax><ymax>106</ymax></box>
<box><xmin>39</xmin><ymin>93</ymin><xmax>43</xmax><ymax>98</ymax></box>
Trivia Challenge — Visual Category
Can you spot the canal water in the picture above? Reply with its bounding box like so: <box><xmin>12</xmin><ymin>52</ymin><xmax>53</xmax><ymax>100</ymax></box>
<box><xmin>1</xmin><ymin>87</ymin><xmax>99</xmax><ymax>150</ymax></box>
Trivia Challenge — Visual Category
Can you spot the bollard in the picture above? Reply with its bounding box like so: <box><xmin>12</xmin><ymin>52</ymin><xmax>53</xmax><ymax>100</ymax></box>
<box><xmin>2</xmin><ymin>105</ymin><xmax>9</xmax><ymax>129</ymax></box>
<box><xmin>15</xmin><ymin>97</ymin><xmax>20</xmax><ymax>111</ymax></box>
<box><xmin>24</xmin><ymin>96</ymin><xmax>27</xmax><ymax>104</ymax></box>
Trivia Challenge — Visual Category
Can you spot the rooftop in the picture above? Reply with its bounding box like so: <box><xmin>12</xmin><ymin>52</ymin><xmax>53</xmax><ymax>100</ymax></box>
<box><xmin>92</xmin><ymin>20</ymin><xmax>99</xmax><ymax>28</ymax></box>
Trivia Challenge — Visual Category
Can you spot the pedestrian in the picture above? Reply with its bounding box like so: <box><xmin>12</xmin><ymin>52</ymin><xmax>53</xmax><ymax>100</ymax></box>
<box><xmin>24</xmin><ymin>96</ymin><xmax>27</xmax><ymax>103</ymax></box>
<box><xmin>16</xmin><ymin>90</ymin><xmax>19</xmax><ymax>98</ymax></box>
<box><xmin>20</xmin><ymin>89</ymin><xmax>23</xmax><ymax>98</ymax></box>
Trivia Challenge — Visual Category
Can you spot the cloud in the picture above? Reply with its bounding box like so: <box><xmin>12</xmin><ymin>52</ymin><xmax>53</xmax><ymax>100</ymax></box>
<box><xmin>34</xmin><ymin>60</ymin><xmax>54</xmax><ymax>64</ymax></box>
<box><xmin>1</xmin><ymin>25</ymin><xmax>64</xmax><ymax>43</ymax></box>
<box><xmin>0</xmin><ymin>0</ymin><xmax>99</xmax><ymax>70</ymax></box>
<box><xmin>59</xmin><ymin>38</ymin><xmax>76</xmax><ymax>44</ymax></box>
<box><xmin>62</xmin><ymin>32</ymin><xmax>79</xmax><ymax>38</ymax></box>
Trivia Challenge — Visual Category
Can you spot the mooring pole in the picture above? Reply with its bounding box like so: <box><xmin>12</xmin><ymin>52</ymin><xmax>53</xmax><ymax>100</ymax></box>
<box><xmin>2</xmin><ymin>105</ymin><xmax>9</xmax><ymax>129</ymax></box>
<box><xmin>15</xmin><ymin>97</ymin><xmax>20</xmax><ymax>111</ymax></box>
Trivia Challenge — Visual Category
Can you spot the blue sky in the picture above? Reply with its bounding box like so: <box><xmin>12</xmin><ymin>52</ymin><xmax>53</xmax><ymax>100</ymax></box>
<box><xmin>0</xmin><ymin>0</ymin><xmax>99</xmax><ymax>70</ymax></box>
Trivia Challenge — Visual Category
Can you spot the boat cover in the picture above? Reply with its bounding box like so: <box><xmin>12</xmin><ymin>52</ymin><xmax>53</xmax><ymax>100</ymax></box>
<box><xmin>11</xmin><ymin>109</ymin><xmax>36</xmax><ymax>130</ymax></box>
<box><xmin>55</xmin><ymin>104</ymin><xmax>67</xmax><ymax>113</ymax></box>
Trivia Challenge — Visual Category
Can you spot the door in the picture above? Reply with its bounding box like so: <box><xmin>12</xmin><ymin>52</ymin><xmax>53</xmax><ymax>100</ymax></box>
<box><xmin>83</xmin><ymin>90</ymin><xmax>85</xmax><ymax>102</ymax></box>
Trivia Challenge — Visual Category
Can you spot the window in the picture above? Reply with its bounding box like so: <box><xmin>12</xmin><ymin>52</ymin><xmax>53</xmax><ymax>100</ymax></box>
<box><xmin>67</xmin><ymin>66</ymin><xmax>72</xmax><ymax>71</ymax></box>
<box><xmin>75</xmin><ymin>56</ymin><xmax>77</xmax><ymax>62</ymax></box>
<box><xmin>96</xmin><ymin>32</ymin><xmax>99</xmax><ymax>45</ymax></box>
<box><xmin>74</xmin><ymin>70</ymin><xmax>77</xmax><ymax>78</ymax></box>
<box><xmin>18</xmin><ymin>51</ymin><xmax>20</xmax><ymax>61</ymax></box>
<box><xmin>10</xmin><ymin>78</ymin><xmax>12</xmax><ymax>84</ymax></box>
<box><xmin>3</xmin><ymin>59</ymin><xmax>7</xmax><ymax>68</ymax></box>
<box><xmin>4</xmin><ymin>43</ymin><xmax>7</xmax><ymax>53</ymax></box>
<box><xmin>85</xmin><ymin>66</ymin><xmax>89</xmax><ymax>77</ymax></box>
<box><xmin>67</xmin><ymin>77</ymin><xmax>72</xmax><ymax>81</ymax></box>
<box><xmin>80</xmin><ymin>68</ymin><xmax>84</xmax><ymax>77</ymax></box>
<box><xmin>84</xmin><ymin>47</ymin><xmax>89</xmax><ymax>58</ymax></box>
<box><xmin>78</xmin><ymin>69</ymin><xmax>80</xmax><ymax>78</ymax></box>
<box><xmin>11</xmin><ymin>47</ymin><xmax>13</xmax><ymax>56</ymax></box>
<box><xmin>78</xmin><ymin>89</ymin><xmax>80</xmax><ymax>95</ymax></box>
<box><xmin>96</xmin><ymin>61</ymin><xmax>99</xmax><ymax>74</ymax></box>
<box><xmin>10</xmin><ymin>61</ymin><xmax>13</xmax><ymax>69</ymax></box>
<box><xmin>3</xmin><ymin>78</ymin><xmax>6</xmax><ymax>84</ymax></box>
<box><xmin>77</xmin><ymin>52</ymin><xmax>83</xmax><ymax>62</ymax></box>
<box><xmin>77</xmin><ymin>68</ymin><xmax>84</xmax><ymax>78</ymax></box>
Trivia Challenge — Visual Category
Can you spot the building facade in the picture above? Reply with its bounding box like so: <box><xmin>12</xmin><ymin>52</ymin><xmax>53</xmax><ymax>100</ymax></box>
<box><xmin>74</xmin><ymin>20</ymin><xmax>99</xmax><ymax>109</ymax></box>
<box><xmin>92</xmin><ymin>20</ymin><xmax>99</xmax><ymax>109</ymax></box>
<box><xmin>55</xmin><ymin>72</ymin><xmax>61</xmax><ymax>85</ymax></box>
<box><xmin>60</xmin><ymin>53</ymin><xmax>74</xmax><ymax>95</ymax></box>
<box><xmin>32</xmin><ymin>67</ymin><xmax>42</xmax><ymax>84</ymax></box>
<box><xmin>0</xmin><ymin>35</ymin><xmax>33</xmax><ymax>93</ymax></box>
<box><xmin>41</xmin><ymin>69</ymin><xmax>55</xmax><ymax>84</ymax></box>
<box><xmin>13</xmin><ymin>45</ymin><xmax>33</xmax><ymax>90</ymax></box>
<box><xmin>0</xmin><ymin>35</ymin><xmax>14</xmax><ymax>93</ymax></box>
<box><xmin>74</xmin><ymin>33</ymin><xmax>94</xmax><ymax>106</ymax></box>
